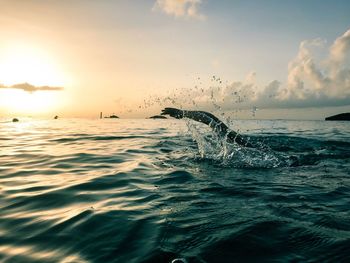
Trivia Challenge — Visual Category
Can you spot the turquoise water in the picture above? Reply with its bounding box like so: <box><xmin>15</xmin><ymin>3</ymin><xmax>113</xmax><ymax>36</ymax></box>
<box><xmin>0</xmin><ymin>118</ymin><xmax>349</xmax><ymax>262</ymax></box>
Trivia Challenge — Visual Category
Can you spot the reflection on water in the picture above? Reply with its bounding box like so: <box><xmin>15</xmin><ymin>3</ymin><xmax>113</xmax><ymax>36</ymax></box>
<box><xmin>0</xmin><ymin>118</ymin><xmax>349</xmax><ymax>262</ymax></box>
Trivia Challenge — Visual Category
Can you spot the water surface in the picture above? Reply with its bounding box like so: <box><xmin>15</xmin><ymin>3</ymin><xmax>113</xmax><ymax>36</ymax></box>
<box><xmin>0</xmin><ymin>118</ymin><xmax>349</xmax><ymax>262</ymax></box>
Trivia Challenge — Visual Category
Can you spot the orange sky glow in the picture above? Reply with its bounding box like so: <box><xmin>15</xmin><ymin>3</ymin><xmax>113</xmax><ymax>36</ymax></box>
<box><xmin>1</xmin><ymin>1</ymin><xmax>350</xmax><ymax>119</ymax></box>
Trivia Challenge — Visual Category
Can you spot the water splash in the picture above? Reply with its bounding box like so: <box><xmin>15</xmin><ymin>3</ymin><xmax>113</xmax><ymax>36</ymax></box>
<box><xmin>185</xmin><ymin>119</ymin><xmax>285</xmax><ymax>168</ymax></box>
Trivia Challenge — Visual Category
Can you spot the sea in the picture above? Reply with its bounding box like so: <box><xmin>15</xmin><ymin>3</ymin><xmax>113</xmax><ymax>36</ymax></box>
<box><xmin>0</xmin><ymin>118</ymin><xmax>349</xmax><ymax>263</ymax></box>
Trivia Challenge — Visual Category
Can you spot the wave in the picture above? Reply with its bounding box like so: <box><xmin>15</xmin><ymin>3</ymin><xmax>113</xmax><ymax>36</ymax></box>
<box><xmin>51</xmin><ymin>135</ymin><xmax>149</xmax><ymax>143</ymax></box>
<box><xmin>1</xmin><ymin>119</ymin><xmax>349</xmax><ymax>262</ymax></box>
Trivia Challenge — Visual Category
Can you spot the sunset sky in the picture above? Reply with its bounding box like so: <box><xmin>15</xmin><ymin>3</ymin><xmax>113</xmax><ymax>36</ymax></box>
<box><xmin>0</xmin><ymin>0</ymin><xmax>350</xmax><ymax>119</ymax></box>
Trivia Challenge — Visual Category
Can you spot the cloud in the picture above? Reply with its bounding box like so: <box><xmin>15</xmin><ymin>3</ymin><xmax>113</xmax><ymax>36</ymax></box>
<box><xmin>0</xmin><ymin>82</ymin><xmax>63</xmax><ymax>92</ymax></box>
<box><xmin>330</xmin><ymin>29</ymin><xmax>350</xmax><ymax>65</ymax></box>
<box><xmin>153</xmin><ymin>0</ymin><xmax>205</xmax><ymax>20</ymax></box>
<box><xmin>162</xmin><ymin>28</ymin><xmax>350</xmax><ymax>110</ymax></box>
<box><xmin>279</xmin><ymin>29</ymin><xmax>350</xmax><ymax>105</ymax></box>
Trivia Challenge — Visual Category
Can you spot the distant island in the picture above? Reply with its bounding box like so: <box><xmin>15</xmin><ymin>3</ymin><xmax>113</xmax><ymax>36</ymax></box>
<box><xmin>104</xmin><ymin>114</ymin><xmax>119</xmax><ymax>119</ymax></box>
<box><xmin>149</xmin><ymin>115</ymin><xmax>167</xmax><ymax>119</ymax></box>
<box><xmin>325</xmin><ymin>113</ymin><xmax>350</xmax><ymax>121</ymax></box>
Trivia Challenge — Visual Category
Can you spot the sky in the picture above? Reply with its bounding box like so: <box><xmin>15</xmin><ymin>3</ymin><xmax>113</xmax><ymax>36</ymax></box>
<box><xmin>0</xmin><ymin>0</ymin><xmax>350</xmax><ymax>119</ymax></box>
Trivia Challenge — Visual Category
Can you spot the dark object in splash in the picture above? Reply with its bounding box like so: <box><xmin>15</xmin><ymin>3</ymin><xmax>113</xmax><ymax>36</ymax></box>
<box><xmin>54</xmin><ymin>116</ymin><xmax>58</xmax><ymax>119</ymax></box>
<box><xmin>149</xmin><ymin>115</ymin><xmax>167</xmax><ymax>119</ymax></box>
<box><xmin>325</xmin><ymin>113</ymin><xmax>350</xmax><ymax>121</ymax></box>
<box><xmin>104</xmin><ymin>114</ymin><xmax>119</xmax><ymax>119</ymax></box>
<box><xmin>161</xmin><ymin>107</ymin><xmax>254</xmax><ymax>148</ymax></box>
<box><xmin>12</xmin><ymin>118</ymin><xmax>19</xmax><ymax>122</ymax></box>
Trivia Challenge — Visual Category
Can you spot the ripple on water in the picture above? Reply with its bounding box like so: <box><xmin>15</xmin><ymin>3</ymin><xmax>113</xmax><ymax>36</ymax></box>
<box><xmin>0</xmin><ymin>119</ymin><xmax>350</xmax><ymax>262</ymax></box>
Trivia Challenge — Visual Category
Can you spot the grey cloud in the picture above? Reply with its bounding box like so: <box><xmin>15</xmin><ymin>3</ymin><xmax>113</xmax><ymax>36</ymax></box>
<box><xmin>0</xmin><ymin>82</ymin><xmax>63</xmax><ymax>92</ymax></box>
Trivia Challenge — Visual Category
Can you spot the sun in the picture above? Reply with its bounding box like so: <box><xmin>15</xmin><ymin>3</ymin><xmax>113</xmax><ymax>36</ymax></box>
<box><xmin>0</xmin><ymin>43</ymin><xmax>66</xmax><ymax>115</ymax></box>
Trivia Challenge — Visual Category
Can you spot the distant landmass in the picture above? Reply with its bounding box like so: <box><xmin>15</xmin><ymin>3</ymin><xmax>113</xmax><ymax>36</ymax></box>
<box><xmin>105</xmin><ymin>114</ymin><xmax>119</xmax><ymax>119</ymax></box>
<box><xmin>149</xmin><ymin>115</ymin><xmax>167</xmax><ymax>119</ymax></box>
<box><xmin>325</xmin><ymin>113</ymin><xmax>350</xmax><ymax>121</ymax></box>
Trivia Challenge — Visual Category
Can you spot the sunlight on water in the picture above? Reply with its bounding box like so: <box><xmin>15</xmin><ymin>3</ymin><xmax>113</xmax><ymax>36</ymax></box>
<box><xmin>0</xmin><ymin>118</ymin><xmax>350</xmax><ymax>262</ymax></box>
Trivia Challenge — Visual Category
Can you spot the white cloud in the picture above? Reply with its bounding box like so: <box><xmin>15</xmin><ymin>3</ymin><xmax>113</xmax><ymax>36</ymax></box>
<box><xmin>166</xmin><ymin>28</ymin><xmax>350</xmax><ymax>110</ymax></box>
<box><xmin>330</xmin><ymin>29</ymin><xmax>350</xmax><ymax>65</ymax></box>
<box><xmin>281</xmin><ymin>29</ymin><xmax>350</xmax><ymax>103</ymax></box>
<box><xmin>153</xmin><ymin>0</ymin><xmax>205</xmax><ymax>20</ymax></box>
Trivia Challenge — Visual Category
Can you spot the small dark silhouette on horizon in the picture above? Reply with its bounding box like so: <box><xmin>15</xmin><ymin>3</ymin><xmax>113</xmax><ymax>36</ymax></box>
<box><xmin>149</xmin><ymin>115</ymin><xmax>167</xmax><ymax>119</ymax></box>
<box><xmin>12</xmin><ymin>118</ymin><xmax>19</xmax><ymax>122</ymax></box>
<box><xmin>54</xmin><ymin>116</ymin><xmax>58</xmax><ymax>119</ymax></box>
<box><xmin>325</xmin><ymin>113</ymin><xmax>350</xmax><ymax>121</ymax></box>
<box><xmin>104</xmin><ymin>114</ymin><xmax>119</xmax><ymax>119</ymax></box>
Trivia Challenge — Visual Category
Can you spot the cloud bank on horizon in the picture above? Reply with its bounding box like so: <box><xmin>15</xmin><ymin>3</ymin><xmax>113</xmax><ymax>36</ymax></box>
<box><xmin>0</xmin><ymin>83</ymin><xmax>63</xmax><ymax>93</ymax></box>
<box><xmin>153</xmin><ymin>0</ymin><xmax>205</xmax><ymax>20</ymax></box>
<box><xmin>172</xmin><ymin>28</ymin><xmax>350</xmax><ymax>110</ymax></box>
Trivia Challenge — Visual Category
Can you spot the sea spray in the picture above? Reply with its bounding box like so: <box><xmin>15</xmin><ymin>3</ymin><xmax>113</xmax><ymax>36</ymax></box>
<box><xmin>185</xmin><ymin>119</ymin><xmax>285</xmax><ymax>168</ymax></box>
<box><xmin>134</xmin><ymin>76</ymin><xmax>297</xmax><ymax>168</ymax></box>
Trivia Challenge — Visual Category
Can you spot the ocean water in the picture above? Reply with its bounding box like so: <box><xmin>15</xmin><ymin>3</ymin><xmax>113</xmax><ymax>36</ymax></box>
<box><xmin>0</xmin><ymin>118</ymin><xmax>349</xmax><ymax>263</ymax></box>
